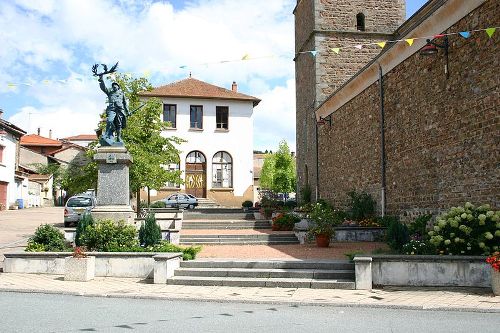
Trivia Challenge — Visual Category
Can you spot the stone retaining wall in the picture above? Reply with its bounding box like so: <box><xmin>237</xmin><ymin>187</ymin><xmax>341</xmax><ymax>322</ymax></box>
<box><xmin>3</xmin><ymin>252</ymin><xmax>182</xmax><ymax>279</ymax></box>
<box><xmin>354</xmin><ymin>255</ymin><xmax>491</xmax><ymax>290</ymax></box>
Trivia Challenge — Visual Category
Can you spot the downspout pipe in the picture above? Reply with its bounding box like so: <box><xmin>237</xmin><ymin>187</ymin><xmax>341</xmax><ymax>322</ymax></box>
<box><xmin>379</xmin><ymin>64</ymin><xmax>387</xmax><ymax>217</ymax></box>
<box><xmin>315</xmin><ymin>120</ymin><xmax>320</xmax><ymax>201</ymax></box>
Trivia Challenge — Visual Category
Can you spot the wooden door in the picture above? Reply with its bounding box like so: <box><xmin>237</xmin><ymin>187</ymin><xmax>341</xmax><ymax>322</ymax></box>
<box><xmin>185</xmin><ymin>163</ymin><xmax>206</xmax><ymax>198</ymax></box>
<box><xmin>0</xmin><ymin>181</ymin><xmax>7</xmax><ymax>210</ymax></box>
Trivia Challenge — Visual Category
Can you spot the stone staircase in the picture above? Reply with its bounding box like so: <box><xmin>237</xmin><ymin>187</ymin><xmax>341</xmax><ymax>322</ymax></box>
<box><xmin>167</xmin><ymin>260</ymin><xmax>355</xmax><ymax>289</ymax></box>
<box><xmin>180</xmin><ymin>208</ymin><xmax>299</xmax><ymax>245</ymax></box>
<box><xmin>196</xmin><ymin>198</ymin><xmax>220</xmax><ymax>208</ymax></box>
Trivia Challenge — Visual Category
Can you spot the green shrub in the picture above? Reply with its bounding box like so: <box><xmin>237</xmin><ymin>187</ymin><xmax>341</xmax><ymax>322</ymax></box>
<box><xmin>79</xmin><ymin>219</ymin><xmax>138</xmax><ymax>251</ymax></box>
<box><xmin>386</xmin><ymin>218</ymin><xmax>410</xmax><ymax>252</ymax></box>
<box><xmin>375</xmin><ymin>215</ymin><xmax>399</xmax><ymax>227</ymax></box>
<box><xmin>105</xmin><ymin>241</ymin><xmax>202</xmax><ymax>261</ymax></box>
<box><xmin>300</xmin><ymin>185</ymin><xmax>312</xmax><ymax>204</ymax></box>
<box><xmin>75</xmin><ymin>213</ymin><xmax>94</xmax><ymax>246</ymax></box>
<box><xmin>242</xmin><ymin>200</ymin><xmax>253</xmax><ymax>208</ymax></box>
<box><xmin>428</xmin><ymin>203</ymin><xmax>499</xmax><ymax>255</ymax></box>
<box><xmin>347</xmin><ymin>191</ymin><xmax>375</xmax><ymax>220</ymax></box>
<box><xmin>149</xmin><ymin>201</ymin><xmax>167</xmax><ymax>208</ymax></box>
<box><xmin>139</xmin><ymin>213</ymin><xmax>161</xmax><ymax>247</ymax></box>
<box><xmin>408</xmin><ymin>214</ymin><xmax>432</xmax><ymax>239</ymax></box>
<box><xmin>284</xmin><ymin>200</ymin><xmax>297</xmax><ymax>209</ymax></box>
<box><xmin>26</xmin><ymin>224</ymin><xmax>68</xmax><ymax>252</ymax></box>
<box><xmin>272</xmin><ymin>212</ymin><xmax>300</xmax><ymax>230</ymax></box>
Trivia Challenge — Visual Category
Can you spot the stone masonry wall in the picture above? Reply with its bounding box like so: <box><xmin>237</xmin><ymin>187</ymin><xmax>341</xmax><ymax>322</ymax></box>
<box><xmin>317</xmin><ymin>0</ymin><xmax>405</xmax><ymax>33</ymax></box>
<box><xmin>295</xmin><ymin>0</ymin><xmax>405</xmax><ymax>202</ymax></box>
<box><xmin>318</xmin><ymin>0</ymin><xmax>500</xmax><ymax>219</ymax></box>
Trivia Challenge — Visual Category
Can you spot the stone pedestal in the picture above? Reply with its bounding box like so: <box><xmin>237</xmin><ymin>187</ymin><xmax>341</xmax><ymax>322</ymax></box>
<box><xmin>91</xmin><ymin>146</ymin><xmax>135</xmax><ymax>224</ymax></box>
<box><xmin>354</xmin><ymin>256</ymin><xmax>373</xmax><ymax>290</ymax></box>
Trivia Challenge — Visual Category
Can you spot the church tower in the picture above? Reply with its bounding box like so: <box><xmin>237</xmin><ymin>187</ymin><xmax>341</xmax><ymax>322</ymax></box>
<box><xmin>294</xmin><ymin>0</ymin><xmax>405</xmax><ymax>201</ymax></box>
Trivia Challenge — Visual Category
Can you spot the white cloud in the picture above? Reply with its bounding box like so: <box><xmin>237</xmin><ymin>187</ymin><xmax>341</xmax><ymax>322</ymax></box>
<box><xmin>2</xmin><ymin>0</ymin><xmax>296</xmax><ymax>149</ymax></box>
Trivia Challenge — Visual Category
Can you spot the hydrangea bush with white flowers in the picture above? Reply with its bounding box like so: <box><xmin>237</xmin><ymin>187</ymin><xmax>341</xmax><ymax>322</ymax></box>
<box><xmin>428</xmin><ymin>202</ymin><xmax>499</xmax><ymax>255</ymax></box>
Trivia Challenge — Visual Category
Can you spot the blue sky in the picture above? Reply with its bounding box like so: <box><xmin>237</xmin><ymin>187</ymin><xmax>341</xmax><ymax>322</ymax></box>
<box><xmin>0</xmin><ymin>0</ymin><xmax>427</xmax><ymax>150</ymax></box>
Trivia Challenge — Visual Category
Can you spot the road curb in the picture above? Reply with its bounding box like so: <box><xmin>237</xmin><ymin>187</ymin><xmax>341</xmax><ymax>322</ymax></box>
<box><xmin>1</xmin><ymin>287</ymin><xmax>498</xmax><ymax>313</ymax></box>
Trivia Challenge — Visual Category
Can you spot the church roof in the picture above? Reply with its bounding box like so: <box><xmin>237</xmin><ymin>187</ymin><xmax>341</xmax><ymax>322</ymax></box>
<box><xmin>140</xmin><ymin>77</ymin><xmax>261</xmax><ymax>106</ymax></box>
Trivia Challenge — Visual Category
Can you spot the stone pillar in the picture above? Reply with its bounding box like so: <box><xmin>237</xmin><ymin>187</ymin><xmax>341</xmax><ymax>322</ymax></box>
<box><xmin>153</xmin><ymin>253</ymin><xmax>182</xmax><ymax>284</ymax></box>
<box><xmin>354</xmin><ymin>256</ymin><xmax>373</xmax><ymax>291</ymax></box>
<box><xmin>91</xmin><ymin>146</ymin><xmax>135</xmax><ymax>224</ymax></box>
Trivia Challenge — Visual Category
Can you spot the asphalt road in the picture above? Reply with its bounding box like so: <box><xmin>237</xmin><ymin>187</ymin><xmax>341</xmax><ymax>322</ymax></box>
<box><xmin>1</xmin><ymin>292</ymin><xmax>499</xmax><ymax>333</ymax></box>
<box><xmin>0</xmin><ymin>207</ymin><xmax>63</xmax><ymax>267</ymax></box>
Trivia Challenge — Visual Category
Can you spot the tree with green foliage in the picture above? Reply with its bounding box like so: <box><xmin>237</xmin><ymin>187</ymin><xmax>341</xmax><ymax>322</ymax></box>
<box><xmin>259</xmin><ymin>140</ymin><xmax>296</xmax><ymax>197</ymax></box>
<box><xmin>139</xmin><ymin>213</ymin><xmax>162</xmax><ymax>246</ymax></box>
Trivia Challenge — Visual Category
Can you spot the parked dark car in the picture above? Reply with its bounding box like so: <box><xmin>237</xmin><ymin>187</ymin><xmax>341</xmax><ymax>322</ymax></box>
<box><xmin>64</xmin><ymin>195</ymin><xmax>96</xmax><ymax>227</ymax></box>
<box><xmin>162</xmin><ymin>193</ymin><xmax>198</xmax><ymax>209</ymax></box>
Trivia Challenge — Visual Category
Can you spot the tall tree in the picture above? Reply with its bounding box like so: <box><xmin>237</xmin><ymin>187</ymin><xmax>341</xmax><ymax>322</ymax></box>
<box><xmin>259</xmin><ymin>140</ymin><xmax>296</xmax><ymax>196</ymax></box>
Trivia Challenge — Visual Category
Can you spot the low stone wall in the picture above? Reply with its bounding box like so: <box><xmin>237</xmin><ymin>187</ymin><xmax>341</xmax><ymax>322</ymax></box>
<box><xmin>335</xmin><ymin>227</ymin><xmax>386</xmax><ymax>242</ymax></box>
<box><xmin>354</xmin><ymin>255</ymin><xmax>491</xmax><ymax>290</ymax></box>
<box><xmin>294</xmin><ymin>220</ymin><xmax>386</xmax><ymax>243</ymax></box>
<box><xmin>3</xmin><ymin>252</ymin><xmax>182</xmax><ymax>279</ymax></box>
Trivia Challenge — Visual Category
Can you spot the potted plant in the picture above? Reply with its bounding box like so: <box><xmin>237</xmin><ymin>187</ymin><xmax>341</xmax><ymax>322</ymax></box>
<box><xmin>64</xmin><ymin>247</ymin><xmax>95</xmax><ymax>282</ymax></box>
<box><xmin>242</xmin><ymin>200</ymin><xmax>253</xmax><ymax>212</ymax></box>
<box><xmin>307</xmin><ymin>202</ymin><xmax>340</xmax><ymax>247</ymax></box>
<box><xmin>486</xmin><ymin>251</ymin><xmax>500</xmax><ymax>296</ymax></box>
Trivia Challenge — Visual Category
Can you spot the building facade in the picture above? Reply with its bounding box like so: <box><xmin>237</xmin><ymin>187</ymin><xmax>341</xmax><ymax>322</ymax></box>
<box><xmin>294</xmin><ymin>0</ymin><xmax>405</xmax><ymax>202</ymax></box>
<box><xmin>0</xmin><ymin>113</ymin><xmax>27</xmax><ymax>210</ymax></box>
<box><xmin>311</xmin><ymin>0</ymin><xmax>499</xmax><ymax>219</ymax></box>
<box><xmin>140</xmin><ymin>77</ymin><xmax>260</xmax><ymax>207</ymax></box>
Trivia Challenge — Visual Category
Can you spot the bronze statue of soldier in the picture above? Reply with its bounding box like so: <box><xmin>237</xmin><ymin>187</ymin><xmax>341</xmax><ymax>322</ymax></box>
<box><xmin>92</xmin><ymin>62</ymin><xmax>129</xmax><ymax>146</ymax></box>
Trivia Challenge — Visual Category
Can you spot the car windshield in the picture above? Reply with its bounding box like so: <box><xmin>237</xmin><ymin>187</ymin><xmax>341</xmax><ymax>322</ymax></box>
<box><xmin>67</xmin><ymin>197</ymin><xmax>93</xmax><ymax>207</ymax></box>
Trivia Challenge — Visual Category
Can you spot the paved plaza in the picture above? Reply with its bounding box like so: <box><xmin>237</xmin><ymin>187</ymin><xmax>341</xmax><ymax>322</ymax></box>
<box><xmin>0</xmin><ymin>207</ymin><xmax>498</xmax><ymax>312</ymax></box>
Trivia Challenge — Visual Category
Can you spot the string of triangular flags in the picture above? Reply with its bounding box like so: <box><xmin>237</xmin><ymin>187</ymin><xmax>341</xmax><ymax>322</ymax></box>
<box><xmin>298</xmin><ymin>26</ymin><xmax>497</xmax><ymax>56</ymax></box>
<box><xmin>3</xmin><ymin>27</ymin><xmax>497</xmax><ymax>90</ymax></box>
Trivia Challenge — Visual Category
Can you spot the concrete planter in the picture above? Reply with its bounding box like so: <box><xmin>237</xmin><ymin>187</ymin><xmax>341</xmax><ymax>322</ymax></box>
<box><xmin>4</xmin><ymin>252</ymin><xmax>182</xmax><ymax>279</ymax></box>
<box><xmin>64</xmin><ymin>256</ymin><xmax>95</xmax><ymax>282</ymax></box>
<box><xmin>354</xmin><ymin>255</ymin><xmax>491</xmax><ymax>289</ymax></box>
<box><xmin>492</xmin><ymin>269</ymin><xmax>500</xmax><ymax>296</ymax></box>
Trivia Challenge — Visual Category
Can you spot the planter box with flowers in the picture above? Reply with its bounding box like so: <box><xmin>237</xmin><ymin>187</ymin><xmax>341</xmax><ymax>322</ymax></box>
<box><xmin>272</xmin><ymin>213</ymin><xmax>301</xmax><ymax>231</ymax></box>
<box><xmin>64</xmin><ymin>247</ymin><xmax>95</xmax><ymax>282</ymax></box>
<box><xmin>486</xmin><ymin>251</ymin><xmax>500</xmax><ymax>295</ymax></box>
<box><xmin>335</xmin><ymin>218</ymin><xmax>387</xmax><ymax>242</ymax></box>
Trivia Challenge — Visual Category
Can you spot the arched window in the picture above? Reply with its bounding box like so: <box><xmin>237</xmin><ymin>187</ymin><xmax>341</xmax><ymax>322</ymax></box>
<box><xmin>212</xmin><ymin>151</ymin><xmax>232</xmax><ymax>188</ymax></box>
<box><xmin>356</xmin><ymin>13</ymin><xmax>365</xmax><ymax>31</ymax></box>
<box><xmin>186</xmin><ymin>151</ymin><xmax>206</xmax><ymax>164</ymax></box>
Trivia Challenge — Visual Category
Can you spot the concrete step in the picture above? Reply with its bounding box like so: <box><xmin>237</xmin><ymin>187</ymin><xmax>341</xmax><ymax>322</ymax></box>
<box><xmin>166</xmin><ymin>276</ymin><xmax>355</xmax><ymax>289</ymax></box>
<box><xmin>174</xmin><ymin>267</ymin><xmax>355</xmax><ymax>280</ymax></box>
<box><xmin>182</xmin><ymin>220</ymin><xmax>271</xmax><ymax>229</ymax></box>
<box><xmin>181</xmin><ymin>259</ymin><xmax>354</xmax><ymax>270</ymax></box>
<box><xmin>179</xmin><ymin>240</ymin><xmax>299</xmax><ymax>245</ymax></box>
<box><xmin>179</xmin><ymin>234</ymin><xmax>300</xmax><ymax>245</ymax></box>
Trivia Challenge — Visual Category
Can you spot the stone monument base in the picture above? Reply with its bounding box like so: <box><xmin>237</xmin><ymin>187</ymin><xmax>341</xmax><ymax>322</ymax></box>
<box><xmin>91</xmin><ymin>205</ymin><xmax>135</xmax><ymax>225</ymax></box>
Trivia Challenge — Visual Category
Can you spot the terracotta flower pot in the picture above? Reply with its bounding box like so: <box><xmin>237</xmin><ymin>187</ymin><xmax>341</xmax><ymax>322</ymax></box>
<box><xmin>315</xmin><ymin>234</ymin><xmax>331</xmax><ymax>247</ymax></box>
<box><xmin>492</xmin><ymin>269</ymin><xmax>500</xmax><ymax>296</ymax></box>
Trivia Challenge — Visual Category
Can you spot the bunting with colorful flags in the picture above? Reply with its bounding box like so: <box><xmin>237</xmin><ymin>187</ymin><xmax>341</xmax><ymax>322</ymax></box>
<box><xmin>2</xmin><ymin>26</ymin><xmax>498</xmax><ymax>90</ymax></box>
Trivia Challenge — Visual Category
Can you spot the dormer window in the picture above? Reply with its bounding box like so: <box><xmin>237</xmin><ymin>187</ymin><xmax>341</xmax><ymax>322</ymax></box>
<box><xmin>356</xmin><ymin>13</ymin><xmax>365</xmax><ymax>31</ymax></box>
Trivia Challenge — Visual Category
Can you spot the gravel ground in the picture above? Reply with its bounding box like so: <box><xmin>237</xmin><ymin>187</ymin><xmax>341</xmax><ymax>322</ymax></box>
<box><xmin>197</xmin><ymin>242</ymin><xmax>389</xmax><ymax>260</ymax></box>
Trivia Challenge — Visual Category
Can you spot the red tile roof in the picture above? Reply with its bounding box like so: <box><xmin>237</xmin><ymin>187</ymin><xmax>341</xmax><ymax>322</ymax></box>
<box><xmin>62</xmin><ymin>134</ymin><xmax>97</xmax><ymax>141</ymax></box>
<box><xmin>140</xmin><ymin>77</ymin><xmax>261</xmax><ymax>106</ymax></box>
<box><xmin>20</xmin><ymin>134</ymin><xmax>62</xmax><ymax>147</ymax></box>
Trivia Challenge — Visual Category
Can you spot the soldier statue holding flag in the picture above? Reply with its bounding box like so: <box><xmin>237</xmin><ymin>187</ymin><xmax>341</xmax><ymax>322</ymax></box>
<box><xmin>92</xmin><ymin>62</ymin><xmax>129</xmax><ymax>146</ymax></box>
